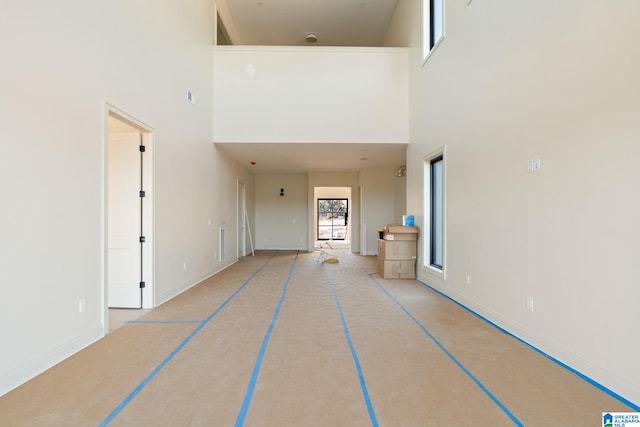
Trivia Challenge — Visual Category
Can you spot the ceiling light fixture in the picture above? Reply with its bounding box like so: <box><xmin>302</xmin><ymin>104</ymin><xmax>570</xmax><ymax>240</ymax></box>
<box><xmin>305</xmin><ymin>32</ymin><xmax>318</xmax><ymax>43</ymax></box>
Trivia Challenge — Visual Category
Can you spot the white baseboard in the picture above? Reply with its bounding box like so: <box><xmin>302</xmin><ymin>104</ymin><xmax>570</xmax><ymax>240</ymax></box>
<box><xmin>155</xmin><ymin>260</ymin><xmax>239</xmax><ymax>306</ymax></box>
<box><xmin>0</xmin><ymin>325</ymin><xmax>104</xmax><ymax>397</ymax></box>
<box><xmin>417</xmin><ymin>279</ymin><xmax>640</xmax><ymax>408</ymax></box>
<box><xmin>1</xmin><ymin>260</ymin><xmax>244</xmax><ymax>397</ymax></box>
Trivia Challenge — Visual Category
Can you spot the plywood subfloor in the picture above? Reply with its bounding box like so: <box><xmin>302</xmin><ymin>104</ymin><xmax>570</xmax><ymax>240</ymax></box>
<box><xmin>0</xmin><ymin>250</ymin><xmax>635</xmax><ymax>426</ymax></box>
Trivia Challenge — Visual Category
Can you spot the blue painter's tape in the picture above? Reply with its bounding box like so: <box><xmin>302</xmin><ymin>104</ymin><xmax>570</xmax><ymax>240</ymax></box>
<box><xmin>99</xmin><ymin>252</ymin><xmax>279</xmax><ymax>427</ymax></box>
<box><xmin>126</xmin><ymin>320</ymin><xmax>204</xmax><ymax>325</ymax></box>
<box><xmin>325</xmin><ymin>266</ymin><xmax>379</xmax><ymax>427</ymax></box>
<box><xmin>377</xmin><ymin>279</ymin><xmax>521</xmax><ymax>425</ymax></box>
<box><xmin>234</xmin><ymin>251</ymin><xmax>299</xmax><ymax>427</ymax></box>
<box><xmin>352</xmin><ymin>258</ymin><xmax>522</xmax><ymax>426</ymax></box>
<box><xmin>415</xmin><ymin>278</ymin><xmax>640</xmax><ymax>412</ymax></box>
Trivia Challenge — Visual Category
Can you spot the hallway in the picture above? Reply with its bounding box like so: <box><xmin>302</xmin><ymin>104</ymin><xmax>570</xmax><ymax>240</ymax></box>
<box><xmin>0</xmin><ymin>250</ymin><xmax>633</xmax><ymax>426</ymax></box>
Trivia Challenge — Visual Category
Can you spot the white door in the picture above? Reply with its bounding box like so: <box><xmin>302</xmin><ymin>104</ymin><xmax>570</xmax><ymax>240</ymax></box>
<box><xmin>108</xmin><ymin>132</ymin><xmax>142</xmax><ymax>308</ymax></box>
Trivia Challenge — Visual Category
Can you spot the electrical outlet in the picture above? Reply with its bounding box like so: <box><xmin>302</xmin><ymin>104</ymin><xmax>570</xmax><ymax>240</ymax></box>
<box><xmin>183</xmin><ymin>262</ymin><xmax>187</xmax><ymax>271</ymax></box>
<box><xmin>528</xmin><ymin>158</ymin><xmax>542</xmax><ymax>173</ymax></box>
<box><xmin>526</xmin><ymin>296</ymin><xmax>534</xmax><ymax>312</ymax></box>
<box><xmin>466</xmin><ymin>273</ymin><xmax>471</xmax><ymax>285</ymax></box>
<box><xmin>79</xmin><ymin>299</ymin><xmax>86</xmax><ymax>313</ymax></box>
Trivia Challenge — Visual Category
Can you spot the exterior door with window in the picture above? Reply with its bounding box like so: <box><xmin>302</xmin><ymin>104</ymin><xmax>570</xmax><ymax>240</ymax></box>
<box><xmin>318</xmin><ymin>199</ymin><xmax>348</xmax><ymax>240</ymax></box>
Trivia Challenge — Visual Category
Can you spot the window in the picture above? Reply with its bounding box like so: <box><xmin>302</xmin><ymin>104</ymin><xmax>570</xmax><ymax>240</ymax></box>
<box><xmin>430</xmin><ymin>156</ymin><xmax>444</xmax><ymax>269</ymax></box>
<box><xmin>423</xmin><ymin>0</ymin><xmax>444</xmax><ymax>61</ymax></box>
<box><xmin>423</xmin><ymin>150</ymin><xmax>445</xmax><ymax>276</ymax></box>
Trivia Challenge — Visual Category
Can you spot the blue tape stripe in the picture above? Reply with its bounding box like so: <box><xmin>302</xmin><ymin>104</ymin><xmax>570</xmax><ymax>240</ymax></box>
<box><xmin>126</xmin><ymin>320</ymin><xmax>204</xmax><ymax>325</ymax></box>
<box><xmin>325</xmin><ymin>266</ymin><xmax>379</xmax><ymax>427</ymax></box>
<box><xmin>234</xmin><ymin>251</ymin><xmax>299</xmax><ymax>427</ymax></box>
<box><xmin>415</xmin><ymin>278</ymin><xmax>640</xmax><ymax>411</ymax></box>
<box><xmin>99</xmin><ymin>252</ymin><xmax>279</xmax><ymax>426</ymax></box>
<box><xmin>354</xmin><ymin>260</ymin><xmax>522</xmax><ymax>426</ymax></box>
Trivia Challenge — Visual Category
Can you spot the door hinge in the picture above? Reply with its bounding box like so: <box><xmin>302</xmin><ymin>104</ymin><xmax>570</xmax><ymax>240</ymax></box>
<box><xmin>139</xmin><ymin>145</ymin><xmax>146</xmax><ymax>152</ymax></box>
<box><xmin>139</xmin><ymin>236</ymin><xmax>146</xmax><ymax>243</ymax></box>
<box><xmin>139</xmin><ymin>190</ymin><xmax>146</xmax><ymax>198</ymax></box>
<box><xmin>139</xmin><ymin>281</ymin><xmax>146</xmax><ymax>289</ymax></box>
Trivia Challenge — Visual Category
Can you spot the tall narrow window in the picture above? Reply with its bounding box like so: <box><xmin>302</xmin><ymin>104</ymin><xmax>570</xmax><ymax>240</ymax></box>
<box><xmin>423</xmin><ymin>0</ymin><xmax>444</xmax><ymax>61</ymax></box>
<box><xmin>423</xmin><ymin>150</ymin><xmax>445</xmax><ymax>276</ymax></box>
<box><xmin>430</xmin><ymin>155</ymin><xmax>444</xmax><ymax>269</ymax></box>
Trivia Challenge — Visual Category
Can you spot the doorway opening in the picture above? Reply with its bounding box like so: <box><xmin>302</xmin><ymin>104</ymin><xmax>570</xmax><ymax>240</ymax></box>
<box><xmin>105</xmin><ymin>106</ymin><xmax>154</xmax><ymax>331</ymax></box>
<box><xmin>237</xmin><ymin>180</ymin><xmax>246</xmax><ymax>258</ymax></box>
<box><xmin>314</xmin><ymin>187</ymin><xmax>351</xmax><ymax>250</ymax></box>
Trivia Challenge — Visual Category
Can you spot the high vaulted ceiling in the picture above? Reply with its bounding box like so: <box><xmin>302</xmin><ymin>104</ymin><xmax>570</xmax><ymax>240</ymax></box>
<box><xmin>214</xmin><ymin>0</ymin><xmax>406</xmax><ymax>175</ymax></box>
<box><xmin>217</xmin><ymin>0</ymin><xmax>400</xmax><ymax>47</ymax></box>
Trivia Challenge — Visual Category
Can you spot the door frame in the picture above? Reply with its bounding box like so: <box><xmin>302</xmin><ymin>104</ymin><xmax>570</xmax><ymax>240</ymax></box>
<box><xmin>104</xmin><ymin>104</ymin><xmax>155</xmax><ymax>332</ymax></box>
<box><xmin>237</xmin><ymin>180</ymin><xmax>246</xmax><ymax>258</ymax></box>
<box><xmin>312</xmin><ymin>187</ymin><xmax>352</xmax><ymax>249</ymax></box>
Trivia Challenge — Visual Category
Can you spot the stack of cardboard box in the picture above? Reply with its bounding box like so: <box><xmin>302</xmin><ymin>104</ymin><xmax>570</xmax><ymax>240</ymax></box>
<box><xmin>377</xmin><ymin>225</ymin><xmax>419</xmax><ymax>279</ymax></box>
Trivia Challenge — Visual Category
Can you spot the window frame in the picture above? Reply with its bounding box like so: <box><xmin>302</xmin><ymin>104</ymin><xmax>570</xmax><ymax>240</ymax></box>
<box><xmin>422</xmin><ymin>0</ymin><xmax>445</xmax><ymax>64</ymax></box>
<box><xmin>317</xmin><ymin>198</ymin><xmax>348</xmax><ymax>241</ymax></box>
<box><xmin>422</xmin><ymin>147</ymin><xmax>446</xmax><ymax>279</ymax></box>
<box><xmin>429</xmin><ymin>155</ymin><xmax>444</xmax><ymax>270</ymax></box>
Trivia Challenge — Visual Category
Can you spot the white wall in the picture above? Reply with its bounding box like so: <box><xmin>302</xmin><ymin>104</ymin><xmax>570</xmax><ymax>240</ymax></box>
<box><xmin>360</xmin><ymin>168</ymin><xmax>396</xmax><ymax>255</ymax></box>
<box><xmin>255</xmin><ymin>174</ymin><xmax>308</xmax><ymax>250</ymax></box>
<box><xmin>0</xmin><ymin>0</ymin><xmax>255</xmax><ymax>396</ymax></box>
<box><xmin>254</xmin><ymin>170</ymin><xmax>393</xmax><ymax>255</ymax></box>
<box><xmin>213</xmin><ymin>46</ymin><xmax>409</xmax><ymax>143</ymax></box>
<box><xmin>214</xmin><ymin>146</ymin><xmax>256</xmax><ymax>259</ymax></box>
<box><xmin>315</xmin><ymin>187</ymin><xmax>351</xmax><ymax>199</ymax></box>
<box><xmin>403</xmin><ymin>0</ymin><xmax>640</xmax><ymax>404</ymax></box>
<box><xmin>394</xmin><ymin>174</ymin><xmax>408</xmax><ymax>226</ymax></box>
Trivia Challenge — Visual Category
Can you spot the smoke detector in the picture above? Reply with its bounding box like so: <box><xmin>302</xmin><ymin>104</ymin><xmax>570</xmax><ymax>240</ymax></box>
<box><xmin>305</xmin><ymin>32</ymin><xmax>318</xmax><ymax>43</ymax></box>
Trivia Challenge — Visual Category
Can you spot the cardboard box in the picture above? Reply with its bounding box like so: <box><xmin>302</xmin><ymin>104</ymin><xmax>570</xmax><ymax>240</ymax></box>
<box><xmin>384</xmin><ymin>233</ymin><xmax>417</xmax><ymax>241</ymax></box>
<box><xmin>384</xmin><ymin>225</ymin><xmax>419</xmax><ymax>235</ymax></box>
<box><xmin>378</xmin><ymin>239</ymin><xmax>417</xmax><ymax>260</ymax></box>
<box><xmin>378</xmin><ymin>259</ymin><xmax>416</xmax><ymax>279</ymax></box>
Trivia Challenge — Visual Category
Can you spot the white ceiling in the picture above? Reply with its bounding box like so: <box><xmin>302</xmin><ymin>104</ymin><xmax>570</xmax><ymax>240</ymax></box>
<box><xmin>215</xmin><ymin>1</ymin><xmax>406</xmax><ymax>176</ymax></box>
<box><xmin>216</xmin><ymin>143</ymin><xmax>407</xmax><ymax>174</ymax></box>
<box><xmin>217</xmin><ymin>0</ymin><xmax>400</xmax><ymax>47</ymax></box>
